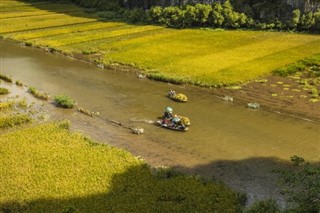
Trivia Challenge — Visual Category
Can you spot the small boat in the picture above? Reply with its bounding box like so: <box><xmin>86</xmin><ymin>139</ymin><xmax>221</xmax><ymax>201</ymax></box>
<box><xmin>168</xmin><ymin>90</ymin><xmax>188</xmax><ymax>102</ymax></box>
<box><xmin>156</xmin><ymin>120</ymin><xmax>188</xmax><ymax>131</ymax></box>
<box><xmin>157</xmin><ymin>115</ymin><xmax>191</xmax><ymax>126</ymax></box>
<box><xmin>247</xmin><ymin>103</ymin><xmax>260</xmax><ymax>109</ymax></box>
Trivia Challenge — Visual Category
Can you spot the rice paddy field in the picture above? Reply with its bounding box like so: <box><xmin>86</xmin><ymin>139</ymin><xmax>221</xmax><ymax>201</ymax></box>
<box><xmin>1</xmin><ymin>0</ymin><xmax>320</xmax><ymax>86</ymax></box>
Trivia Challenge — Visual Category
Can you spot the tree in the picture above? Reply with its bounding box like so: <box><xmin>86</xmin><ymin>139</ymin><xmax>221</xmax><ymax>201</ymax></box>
<box><xmin>312</xmin><ymin>10</ymin><xmax>320</xmax><ymax>31</ymax></box>
<box><xmin>211</xmin><ymin>2</ymin><xmax>224</xmax><ymax>27</ymax></box>
<box><xmin>194</xmin><ymin>3</ymin><xmax>212</xmax><ymax>26</ymax></box>
<box><xmin>184</xmin><ymin>5</ymin><xmax>196</xmax><ymax>27</ymax></box>
<box><xmin>148</xmin><ymin>6</ymin><xmax>163</xmax><ymax>24</ymax></box>
<box><xmin>277</xmin><ymin>156</ymin><xmax>320</xmax><ymax>213</ymax></box>
<box><xmin>160</xmin><ymin>6</ymin><xmax>184</xmax><ymax>28</ymax></box>
<box><xmin>300</xmin><ymin>12</ymin><xmax>315</xmax><ymax>30</ymax></box>
<box><xmin>288</xmin><ymin>9</ymin><xmax>301</xmax><ymax>30</ymax></box>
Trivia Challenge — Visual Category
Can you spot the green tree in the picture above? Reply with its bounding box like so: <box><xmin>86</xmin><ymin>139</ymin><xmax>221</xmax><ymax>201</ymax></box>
<box><xmin>277</xmin><ymin>156</ymin><xmax>320</xmax><ymax>213</ymax></box>
<box><xmin>160</xmin><ymin>6</ymin><xmax>184</xmax><ymax>28</ymax></box>
<box><xmin>211</xmin><ymin>2</ymin><xmax>224</xmax><ymax>27</ymax></box>
<box><xmin>312</xmin><ymin>10</ymin><xmax>320</xmax><ymax>32</ymax></box>
<box><xmin>289</xmin><ymin>9</ymin><xmax>301</xmax><ymax>30</ymax></box>
<box><xmin>194</xmin><ymin>3</ymin><xmax>212</xmax><ymax>26</ymax></box>
<box><xmin>184</xmin><ymin>5</ymin><xmax>196</xmax><ymax>27</ymax></box>
<box><xmin>222</xmin><ymin>0</ymin><xmax>242</xmax><ymax>28</ymax></box>
<box><xmin>148</xmin><ymin>6</ymin><xmax>163</xmax><ymax>24</ymax></box>
<box><xmin>299</xmin><ymin>12</ymin><xmax>315</xmax><ymax>30</ymax></box>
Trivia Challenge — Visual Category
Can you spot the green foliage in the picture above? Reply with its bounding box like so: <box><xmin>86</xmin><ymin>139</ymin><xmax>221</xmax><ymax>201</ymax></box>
<box><xmin>274</xmin><ymin>55</ymin><xmax>320</xmax><ymax>77</ymax></box>
<box><xmin>28</xmin><ymin>86</ymin><xmax>50</xmax><ymax>100</ymax></box>
<box><xmin>211</xmin><ymin>3</ymin><xmax>225</xmax><ymax>27</ymax></box>
<box><xmin>312</xmin><ymin>10</ymin><xmax>320</xmax><ymax>32</ymax></box>
<box><xmin>148</xmin><ymin>6</ymin><xmax>163</xmax><ymax>24</ymax></box>
<box><xmin>160</xmin><ymin>6</ymin><xmax>185</xmax><ymax>28</ymax></box>
<box><xmin>0</xmin><ymin>101</ymin><xmax>14</xmax><ymax>110</ymax></box>
<box><xmin>246</xmin><ymin>199</ymin><xmax>281</xmax><ymax>213</ymax></box>
<box><xmin>0</xmin><ymin>74</ymin><xmax>13</xmax><ymax>83</ymax></box>
<box><xmin>299</xmin><ymin>12</ymin><xmax>315</xmax><ymax>30</ymax></box>
<box><xmin>276</xmin><ymin>156</ymin><xmax>320</xmax><ymax>213</ymax></box>
<box><xmin>289</xmin><ymin>9</ymin><xmax>301</xmax><ymax>30</ymax></box>
<box><xmin>0</xmin><ymin>88</ymin><xmax>10</xmax><ymax>95</ymax></box>
<box><xmin>194</xmin><ymin>3</ymin><xmax>212</xmax><ymax>26</ymax></box>
<box><xmin>123</xmin><ymin>8</ymin><xmax>146</xmax><ymax>23</ymax></box>
<box><xmin>15</xmin><ymin>80</ymin><xmax>23</xmax><ymax>87</ymax></box>
<box><xmin>54</xmin><ymin>94</ymin><xmax>76</xmax><ymax>108</ymax></box>
<box><xmin>0</xmin><ymin>114</ymin><xmax>31</xmax><ymax>128</ymax></box>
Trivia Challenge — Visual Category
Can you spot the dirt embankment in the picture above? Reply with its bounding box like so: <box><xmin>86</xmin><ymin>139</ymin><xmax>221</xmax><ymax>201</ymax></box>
<box><xmin>213</xmin><ymin>74</ymin><xmax>320</xmax><ymax>123</ymax></box>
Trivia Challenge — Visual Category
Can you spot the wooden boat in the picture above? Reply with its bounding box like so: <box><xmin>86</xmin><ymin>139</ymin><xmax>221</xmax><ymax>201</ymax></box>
<box><xmin>157</xmin><ymin>115</ymin><xmax>191</xmax><ymax>126</ymax></box>
<box><xmin>155</xmin><ymin>120</ymin><xmax>188</xmax><ymax>131</ymax></box>
<box><xmin>168</xmin><ymin>90</ymin><xmax>188</xmax><ymax>102</ymax></box>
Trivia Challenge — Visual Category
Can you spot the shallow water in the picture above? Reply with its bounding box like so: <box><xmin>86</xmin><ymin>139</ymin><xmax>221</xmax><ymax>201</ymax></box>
<box><xmin>1</xmin><ymin>40</ymin><xmax>319</xmax><ymax>205</ymax></box>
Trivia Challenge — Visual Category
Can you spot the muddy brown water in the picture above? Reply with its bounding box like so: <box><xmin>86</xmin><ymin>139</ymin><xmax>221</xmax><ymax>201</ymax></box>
<box><xmin>1</xmin><ymin>40</ymin><xmax>320</xmax><ymax>207</ymax></box>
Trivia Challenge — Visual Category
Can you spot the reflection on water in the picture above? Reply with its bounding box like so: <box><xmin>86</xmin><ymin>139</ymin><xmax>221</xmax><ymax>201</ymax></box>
<box><xmin>1</xmin><ymin>40</ymin><xmax>319</xmax><ymax>205</ymax></box>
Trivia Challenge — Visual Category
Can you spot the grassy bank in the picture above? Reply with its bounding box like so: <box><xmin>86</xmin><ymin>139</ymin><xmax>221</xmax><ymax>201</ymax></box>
<box><xmin>1</xmin><ymin>0</ymin><xmax>320</xmax><ymax>87</ymax></box>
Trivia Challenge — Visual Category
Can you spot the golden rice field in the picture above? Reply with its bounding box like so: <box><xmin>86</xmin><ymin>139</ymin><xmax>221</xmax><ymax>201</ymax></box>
<box><xmin>1</xmin><ymin>0</ymin><xmax>320</xmax><ymax>86</ymax></box>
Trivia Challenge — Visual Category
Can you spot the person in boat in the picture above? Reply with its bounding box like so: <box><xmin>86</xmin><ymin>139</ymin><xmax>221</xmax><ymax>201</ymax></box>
<box><xmin>172</xmin><ymin>114</ymin><xmax>186</xmax><ymax>129</ymax></box>
<box><xmin>168</xmin><ymin>89</ymin><xmax>176</xmax><ymax>97</ymax></box>
<box><xmin>163</xmin><ymin>107</ymin><xmax>173</xmax><ymax>121</ymax></box>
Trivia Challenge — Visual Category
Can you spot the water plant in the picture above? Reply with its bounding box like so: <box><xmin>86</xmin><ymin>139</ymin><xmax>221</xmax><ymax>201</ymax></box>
<box><xmin>0</xmin><ymin>101</ymin><xmax>14</xmax><ymax>110</ymax></box>
<box><xmin>54</xmin><ymin>94</ymin><xmax>76</xmax><ymax>108</ymax></box>
<box><xmin>0</xmin><ymin>114</ymin><xmax>31</xmax><ymax>128</ymax></box>
<box><xmin>28</xmin><ymin>86</ymin><xmax>50</xmax><ymax>101</ymax></box>
<box><xmin>15</xmin><ymin>80</ymin><xmax>23</xmax><ymax>86</ymax></box>
<box><xmin>0</xmin><ymin>87</ymin><xmax>10</xmax><ymax>95</ymax></box>
<box><xmin>0</xmin><ymin>74</ymin><xmax>13</xmax><ymax>83</ymax></box>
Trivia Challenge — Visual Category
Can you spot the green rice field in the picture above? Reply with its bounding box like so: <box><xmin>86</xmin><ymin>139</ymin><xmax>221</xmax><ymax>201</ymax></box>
<box><xmin>1</xmin><ymin>0</ymin><xmax>320</xmax><ymax>86</ymax></box>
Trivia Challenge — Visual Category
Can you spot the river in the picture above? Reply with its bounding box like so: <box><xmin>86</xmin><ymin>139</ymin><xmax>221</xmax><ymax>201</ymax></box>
<box><xmin>1</xmin><ymin>40</ymin><xmax>319</xmax><ymax>206</ymax></box>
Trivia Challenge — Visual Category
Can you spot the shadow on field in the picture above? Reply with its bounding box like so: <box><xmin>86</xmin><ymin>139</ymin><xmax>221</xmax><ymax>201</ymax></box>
<box><xmin>0</xmin><ymin>157</ymin><xmax>296</xmax><ymax>212</ymax></box>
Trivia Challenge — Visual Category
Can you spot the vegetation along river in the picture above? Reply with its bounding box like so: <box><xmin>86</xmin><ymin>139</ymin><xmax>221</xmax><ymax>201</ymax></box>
<box><xmin>1</xmin><ymin>40</ymin><xmax>320</xmax><ymax>205</ymax></box>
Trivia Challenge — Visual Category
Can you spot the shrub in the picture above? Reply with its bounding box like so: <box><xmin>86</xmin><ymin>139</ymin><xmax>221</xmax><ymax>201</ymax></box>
<box><xmin>0</xmin><ymin>74</ymin><xmax>13</xmax><ymax>83</ymax></box>
<box><xmin>0</xmin><ymin>101</ymin><xmax>14</xmax><ymax>110</ymax></box>
<box><xmin>276</xmin><ymin>156</ymin><xmax>320</xmax><ymax>213</ymax></box>
<box><xmin>15</xmin><ymin>80</ymin><xmax>23</xmax><ymax>87</ymax></box>
<box><xmin>246</xmin><ymin>199</ymin><xmax>281</xmax><ymax>213</ymax></box>
<box><xmin>54</xmin><ymin>95</ymin><xmax>76</xmax><ymax>108</ymax></box>
<box><xmin>0</xmin><ymin>114</ymin><xmax>32</xmax><ymax>128</ymax></box>
<box><xmin>148</xmin><ymin>6</ymin><xmax>163</xmax><ymax>24</ymax></box>
<box><xmin>0</xmin><ymin>87</ymin><xmax>10</xmax><ymax>95</ymax></box>
<box><xmin>28</xmin><ymin>86</ymin><xmax>50</xmax><ymax>101</ymax></box>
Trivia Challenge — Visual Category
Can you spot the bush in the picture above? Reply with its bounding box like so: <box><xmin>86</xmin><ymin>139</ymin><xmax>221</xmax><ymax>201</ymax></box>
<box><xmin>54</xmin><ymin>95</ymin><xmax>76</xmax><ymax>108</ymax></box>
<box><xmin>276</xmin><ymin>156</ymin><xmax>320</xmax><ymax>213</ymax></box>
<box><xmin>123</xmin><ymin>8</ymin><xmax>146</xmax><ymax>23</ymax></box>
<box><xmin>15</xmin><ymin>80</ymin><xmax>23</xmax><ymax>87</ymax></box>
<box><xmin>0</xmin><ymin>74</ymin><xmax>13</xmax><ymax>83</ymax></box>
<box><xmin>28</xmin><ymin>86</ymin><xmax>50</xmax><ymax>101</ymax></box>
<box><xmin>0</xmin><ymin>114</ymin><xmax>32</xmax><ymax>128</ymax></box>
<box><xmin>0</xmin><ymin>87</ymin><xmax>10</xmax><ymax>95</ymax></box>
<box><xmin>246</xmin><ymin>199</ymin><xmax>281</xmax><ymax>213</ymax></box>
